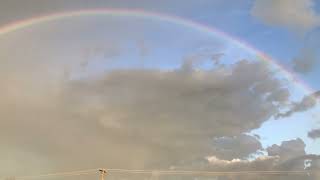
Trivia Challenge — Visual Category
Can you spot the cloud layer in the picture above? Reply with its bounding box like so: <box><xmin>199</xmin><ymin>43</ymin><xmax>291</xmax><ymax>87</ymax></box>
<box><xmin>0</xmin><ymin>54</ymin><xmax>295</xmax><ymax>176</ymax></box>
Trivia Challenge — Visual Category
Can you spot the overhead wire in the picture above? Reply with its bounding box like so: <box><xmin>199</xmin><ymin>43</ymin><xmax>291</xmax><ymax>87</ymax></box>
<box><xmin>4</xmin><ymin>169</ymin><xmax>98</xmax><ymax>180</ymax></box>
<box><xmin>107</xmin><ymin>168</ymin><xmax>316</xmax><ymax>176</ymax></box>
<box><xmin>3</xmin><ymin>168</ymin><xmax>318</xmax><ymax>180</ymax></box>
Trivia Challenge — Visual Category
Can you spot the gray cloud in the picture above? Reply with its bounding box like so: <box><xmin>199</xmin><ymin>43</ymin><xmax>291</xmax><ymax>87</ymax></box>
<box><xmin>193</xmin><ymin>139</ymin><xmax>320</xmax><ymax>180</ymax></box>
<box><xmin>211</xmin><ymin>53</ymin><xmax>224</xmax><ymax>65</ymax></box>
<box><xmin>267</xmin><ymin>138</ymin><xmax>306</xmax><ymax>162</ymax></box>
<box><xmin>308</xmin><ymin>129</ymin><xmax>320</xmax><ymax>139</ymax></box>
<box><xmin>292</xmin><ymin>47</ymin><xmax>318</xmax><ymax>73</ymax></box>
<box><xmin>80</xmin><ymin>44</ymin><xmax>122</xmax><ymax>70</ymax></box>
<box><xmin>206</xmin><ymin>139</ymin><xmax>320</xmax><ymax>180</ymax></box>
<box><xmin>211</xmin><ymin>134</ymin><xmax>262</xmax><ymax>160</ymax></box>
<box><xmin>263</xmin><ymin>139</ymin><xmax>320</xmax><ymax>180</ymax></box>
<box><xmin>276</xmin><ymin>91</ymin><xmax>320</xmax><ymax>119</ymax></box>
<box><xmin>0</xmin><ymin>4</ymin><xmax>318</xmax><ymax>178</ymax></box>
<box><xmin>0</xmin><ymin>56</ymin><xmax>292</xmax><ymax>176</ymax></box>
<box><xmin>251</xmin><ymin>0</ymin><xmax>320</xmax><ymax>34</ymax></box>
<box><xmin>182</xmin><ymin>48</ymin><xmax>225</xmax><ymax>71</ymax></box>
<box><xmin>252</xmin><ymin>0</ymin><xmax>320</xmax><ymax>75</ymax></box>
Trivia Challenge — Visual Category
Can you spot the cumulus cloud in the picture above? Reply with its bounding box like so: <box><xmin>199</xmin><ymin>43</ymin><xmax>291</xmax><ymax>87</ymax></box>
<box><xmin>251</xmin><ymin>0</ymin><xmax>320</xmax><ymax>33</ymax></box>
<box><xmin>267</xmin><ymin>138</ymin><xmax>306</xmax><ymax>162</ymax></box>
<box><xmin>204</xmin><ymin>139</ymin><xmax>319</xmax><ymax>180</ymax></box>
<box><xmin>308</xmin><ymin>129</ymin><xmax>320</xmax><ymax>139</ymax></box>
<box><xmin>263</xmin><ymin>139</ymin><xmax>320</xmax><ymax>180</ymax></box>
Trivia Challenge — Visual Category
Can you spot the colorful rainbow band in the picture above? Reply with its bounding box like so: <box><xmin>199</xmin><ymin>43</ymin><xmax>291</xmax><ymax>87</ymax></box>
<box><xmin>0</xmin><ymin>8</ymin><xmax>314</xmax><ymax>95</ymax></box>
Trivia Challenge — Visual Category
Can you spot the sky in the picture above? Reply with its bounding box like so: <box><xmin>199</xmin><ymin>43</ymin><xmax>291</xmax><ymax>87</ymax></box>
<box><xmin>0</xmin><ymin>0</ymin><xmax>320</xmax><ymax>180</ymax></box>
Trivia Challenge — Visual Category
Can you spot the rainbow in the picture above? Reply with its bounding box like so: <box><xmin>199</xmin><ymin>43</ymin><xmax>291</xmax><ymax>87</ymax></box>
<box><xmin>0</xmin><ymin>8</ymin><xmax>314</xmax><ymax>95</ymax></box>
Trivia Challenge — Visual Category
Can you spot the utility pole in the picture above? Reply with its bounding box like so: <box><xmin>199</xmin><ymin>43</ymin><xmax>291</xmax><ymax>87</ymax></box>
<box><xmin>98</xmin><ymin>169</ymin><xmax>107</xmax><ymax>180</ymax></box>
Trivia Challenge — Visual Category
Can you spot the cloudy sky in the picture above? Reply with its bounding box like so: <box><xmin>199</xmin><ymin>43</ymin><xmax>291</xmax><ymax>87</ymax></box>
<box><xmin>0</xmin><ymin>0</ymin><xmax>320</xmax><ymax>180</ymax></box>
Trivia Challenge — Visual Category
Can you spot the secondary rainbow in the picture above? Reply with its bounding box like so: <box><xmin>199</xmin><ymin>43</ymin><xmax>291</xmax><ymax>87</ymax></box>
<box><xmin>0</xmin><ymin>8</ymin><xmax>314</xmax><ymax>95</ymax></box>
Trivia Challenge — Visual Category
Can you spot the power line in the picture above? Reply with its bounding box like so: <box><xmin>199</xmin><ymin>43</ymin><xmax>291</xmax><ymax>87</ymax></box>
<box><xmin>107</xmin><ymin>168</ymin><xmax>317</xmax><ymax>176</ymax></box>
<box><xmin>3</xmin><ymin>169</ymin><xmax>97</xmax><ymax>180</ymax></box>
<box><xmin>3</xmin><ymin>168</ymin><xmax>318</xmax><ymax>180</ymax></box>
